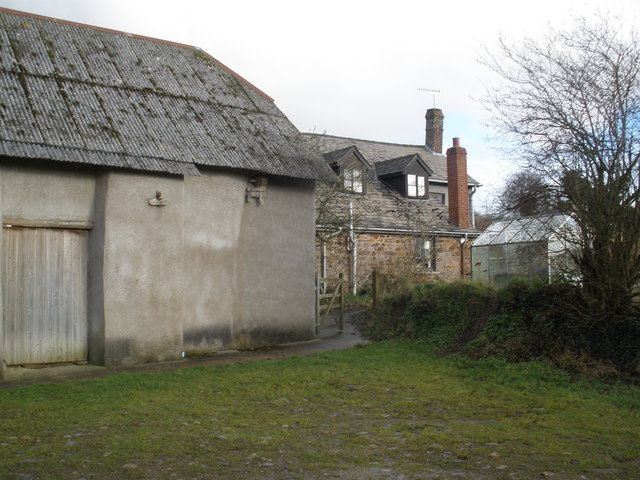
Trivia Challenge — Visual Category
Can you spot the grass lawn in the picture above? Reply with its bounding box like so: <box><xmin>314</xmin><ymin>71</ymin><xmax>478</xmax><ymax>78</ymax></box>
<box><xmin>0</xmin><ymin>341</ymin><xmax>638</xmax><ymax>479</ymax></box>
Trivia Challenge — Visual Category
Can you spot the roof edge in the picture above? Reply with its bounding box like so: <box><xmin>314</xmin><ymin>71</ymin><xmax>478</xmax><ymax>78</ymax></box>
<box><xmin>306</xmin><ymin>132</ymin><xmax>426</xmax><ymax>150</ymax></box>
<box><xmin>0</xmin><ymin>7</ymin><xmax>274</xmax><ymax>102</ymax></box>
<box><xmin>0</xmin><ymin>140</ymin><xmax>201</xmax><ymax>176</ymax></box>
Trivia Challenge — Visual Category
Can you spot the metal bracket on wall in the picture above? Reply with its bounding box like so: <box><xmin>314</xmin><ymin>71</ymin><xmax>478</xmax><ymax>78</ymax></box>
<box><xmin>148</xmin><ymin>190</ymin><xmax>168</xmax><ymax>207</ymax></box>
<box><xmin>245</xmin><ymin>176</ymin><xmax>268</xmax><ymax>205</ymax></box>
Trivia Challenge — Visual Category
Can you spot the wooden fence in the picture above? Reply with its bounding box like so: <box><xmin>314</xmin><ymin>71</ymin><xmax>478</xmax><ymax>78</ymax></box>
<box><xmin>315</xmin><ymin>273</ymin><xmax>345</xmax><ymax>334</ymax></box>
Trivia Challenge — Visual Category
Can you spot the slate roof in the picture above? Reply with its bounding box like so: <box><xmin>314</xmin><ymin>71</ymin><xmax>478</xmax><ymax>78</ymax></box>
<box><xmin>316</xmin><ymin>166</ymin><xmax>470</xmax><ymax>234</ymax></box>
<box><xmin>0</xmin><ymin>8</ymin><xmax>334</xmax><ymax>181</ymax></box>
<box><xmin>375</xmin><ymin>154</ymin><xmax>433</xmax><ymax>178</ymax></box>
<box><xmin>306</xmin><ymin>133</ymin><xmax>479</xmax><ymax>185</ymax></box>
<box><xmin>311</xmin><ymin>137</ymin><xmax>478</xmax><ymax>235</ymax></box>
<box><xmin>304</xmin><ymin>133</ymin><xmax>478</xmax><ymax>236</ymax></box>
<box><xmin>321</xmin><ymin>145</ymin><xmax>372</xmax><ymax>169</ymax></box>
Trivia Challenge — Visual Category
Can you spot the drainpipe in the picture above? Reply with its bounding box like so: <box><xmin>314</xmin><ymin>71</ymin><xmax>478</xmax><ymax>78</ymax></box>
<box><xmin>460</xmin><ymin>233</ymin><xmax>469</xmax><ymax>279</ymax></box>
<box><xmin>319</xmin><ymin>228</ymin><xmax>344</xmax><ymax>282</ymax></box>
<box><xmin>470</xmin><ymin>185</ymin><xmax>477</xmax><ymax>228</ymax></box>
<box><xmin>321</xmin><ymin>240</ymin><xmax>327</xmax><ymax>279</ymax></box>
<box><xmin>348</xmin><ymin>198</ymin><xmax>357</xmax><ymax>295</ymax></box>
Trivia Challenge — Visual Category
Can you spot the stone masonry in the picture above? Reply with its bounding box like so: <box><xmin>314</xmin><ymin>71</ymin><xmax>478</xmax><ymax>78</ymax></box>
<box><xmin>316</xmin><ymin>232</ymin><xmax>472</xmax><ymax>293</ymax></box>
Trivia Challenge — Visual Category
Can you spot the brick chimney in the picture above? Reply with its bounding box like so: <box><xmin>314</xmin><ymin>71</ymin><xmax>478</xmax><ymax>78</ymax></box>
<box><xmin>446</xmin><ymin>138</ymin><xmax>470</xmax><ymax>229</ymax></box>
<box><xmin>425</xmin><ymin>108</ymin><xmax>444</xmax><ymax>154</ymax></box>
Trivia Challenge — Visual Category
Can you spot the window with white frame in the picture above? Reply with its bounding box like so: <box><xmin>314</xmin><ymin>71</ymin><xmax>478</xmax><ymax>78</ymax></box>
<box><xmin>344</xmin><ymin>166</ymin><xmax>364</xmax><ymax>194</ymax></box>
<box><xmin>407</xmin><ymin>174</ymin><xmax>426</xmax><ymax>197</ymax></box>
<box><xmin>416</xmin><ymin>236</ymin><xmax>436</xmax><ymax>271</ymax></box>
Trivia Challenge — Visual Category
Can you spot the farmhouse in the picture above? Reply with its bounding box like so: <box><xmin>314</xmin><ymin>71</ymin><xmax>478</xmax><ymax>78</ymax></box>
<box><xmin>0</xmin><ymin>8</ymin><xmax>334</xmax><ymax>376</ymax></box>
<box><xmin>306</xmin><ymin>110</ymin><xmax>480</xmax><ymax>293</ymax></box>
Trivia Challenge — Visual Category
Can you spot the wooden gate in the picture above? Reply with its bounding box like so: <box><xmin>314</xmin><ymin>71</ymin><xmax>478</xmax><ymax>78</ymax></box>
<box><xmin>2</xmin><ymin>227</ymin><xmax>88</xmax><ymax>365</ymax></box>
<box><xmin>315</xmin><ymin>273</ymin><xmax>344</xmax><ymax>334</ymax></box>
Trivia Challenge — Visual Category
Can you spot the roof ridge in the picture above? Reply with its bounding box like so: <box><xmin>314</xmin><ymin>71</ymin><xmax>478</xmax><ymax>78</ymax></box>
<box><xmin>307</xmin><ymin>132</ymin><xmax>432</xmax><ymax>151</ymax></box>
<box><xmin>0</xmin><ymin>7</ymin><xmax>273</xmax><ymax>102</ymax></box>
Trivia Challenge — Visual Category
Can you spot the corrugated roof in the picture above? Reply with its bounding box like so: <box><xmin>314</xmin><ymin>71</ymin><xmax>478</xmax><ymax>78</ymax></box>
<box><xmin>0</xmin><ymin>8</ymin><xmax>334</xmax><ymax>181</ymax></box>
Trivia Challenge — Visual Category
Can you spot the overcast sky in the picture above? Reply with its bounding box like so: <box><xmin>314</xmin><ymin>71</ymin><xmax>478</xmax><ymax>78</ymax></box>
<box><xmin>1</xmin><ymin>0</ymin><xmax>638</xmax><ymax>209</ymax></box>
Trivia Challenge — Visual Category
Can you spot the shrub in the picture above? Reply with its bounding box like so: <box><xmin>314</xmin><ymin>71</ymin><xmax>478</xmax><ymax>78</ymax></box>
<box><xmin>363</xmin><ymin>281</ymin><xmax>496</xmax><ymax>348</ymax></box>
<box><xmin>363</xmin><ymin>279</ymin><xmax>640</xmax><ymax>379</ymax></box>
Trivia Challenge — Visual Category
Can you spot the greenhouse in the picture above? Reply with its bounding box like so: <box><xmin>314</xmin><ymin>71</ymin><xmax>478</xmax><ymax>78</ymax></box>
<box><xmin>472</xmin><ymin>215</ymin><xmax>576</xmax><ymax>287</ymax></box>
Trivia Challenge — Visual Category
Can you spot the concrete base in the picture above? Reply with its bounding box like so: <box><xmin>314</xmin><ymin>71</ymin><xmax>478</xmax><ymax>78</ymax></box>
<box><xmin>0</xmin><ymin>315</ymin><xmax>369</xmax><ymax>388</ymax></box>
<box><xmin>3</xmin><ymin>363</ymin><xmax>106</xmax><ymax>384</ymax></box>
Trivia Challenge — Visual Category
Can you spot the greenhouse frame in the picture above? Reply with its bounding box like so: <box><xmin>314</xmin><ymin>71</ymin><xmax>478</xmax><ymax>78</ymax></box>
<box><xmin>472</xmin><ymin>215</ymin><xmax>576</xmax><ymax>287</ymax></box>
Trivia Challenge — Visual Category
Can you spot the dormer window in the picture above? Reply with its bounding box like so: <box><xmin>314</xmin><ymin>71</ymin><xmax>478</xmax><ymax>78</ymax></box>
<box><xmin>321</xmin><ymin>145</ymin><xmax>371</xmax><ymax>195</ymax></box>
<box><xmin>407</xmin><ymin>174</ymin><xmax>426</xmax><ymax>197</ymax></box>
<box><xmin>376</xmin><ymin>154</ymin><xmax>433</xmax><ymax>199</ymax></box>
<box><xmin>344</xmin><ymin>166</ymin><xmax>364</xmax><ymax>194</ymax></box>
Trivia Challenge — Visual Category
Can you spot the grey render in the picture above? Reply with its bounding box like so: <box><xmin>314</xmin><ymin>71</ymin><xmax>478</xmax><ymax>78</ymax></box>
<box><xmin>0</xmin><ymin>8</ymin><xmax>334</xmax><ymax>372</ymax></box>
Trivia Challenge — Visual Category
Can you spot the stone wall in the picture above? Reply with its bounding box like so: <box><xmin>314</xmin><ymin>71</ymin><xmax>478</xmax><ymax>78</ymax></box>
<box><xmin>316</xmin><ymin>231</ymin><xmax>472</xmax><ymax>293</ymax></box>
<box><xmin>435</xmin><ymin>236</ymin><xmax>473</xmax><ymax>281</ymax></box>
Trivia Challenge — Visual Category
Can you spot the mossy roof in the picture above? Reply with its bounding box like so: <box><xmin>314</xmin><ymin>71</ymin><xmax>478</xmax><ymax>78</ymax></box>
<box><xmin>0</xmin><ymin>8</ymin><xmax>334</xmax><ymax>181</ymax></box>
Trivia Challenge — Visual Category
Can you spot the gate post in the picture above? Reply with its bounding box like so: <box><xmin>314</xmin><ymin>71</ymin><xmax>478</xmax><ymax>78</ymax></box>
<box><xmin>372</xmin><ymin>270</ymin><xmax>381</xmax><ymax>307</ymax></box>
<box><xmin>315</xmin><ymin>273</ymin><xmax>320</xmax><ymax>334</ymax></box>
<box><xmin>338</xmin><ymin>273</ymin><xmax>344</xmax><ymax>332</ymax></box>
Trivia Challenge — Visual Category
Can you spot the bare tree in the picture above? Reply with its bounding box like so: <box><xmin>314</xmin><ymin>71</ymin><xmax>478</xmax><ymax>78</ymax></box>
<box><xmin>482</xmin><ymin>14</ymin><xmax>640</xmax><ymax>324</ymax></box>
<box><xmin>495</xmin><ymin>170</ymin><xmax>559</xmax><ymax>217</ymax></box>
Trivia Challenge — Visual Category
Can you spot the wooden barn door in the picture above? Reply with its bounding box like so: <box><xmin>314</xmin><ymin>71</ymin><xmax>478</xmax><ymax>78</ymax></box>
<box><xmin>2</xmin><ymin>227</ymin><xmax>88</xmax><ymax>365</ymax></box>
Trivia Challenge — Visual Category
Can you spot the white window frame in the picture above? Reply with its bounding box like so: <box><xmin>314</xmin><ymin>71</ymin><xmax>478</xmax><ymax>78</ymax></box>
<box><xmin>416</xmin><ymin>236</ymin><xmax>436</xmax><ymax>271</ymax></box>
<box><xmin>344</xmin><ymin>166</ymin><xmax>364</xmax><ymax>194</ymax></box>
<box><xmin>407</xmin><ymin>174</ymin><xmax>426</xmax><ymax>197</ymax></box>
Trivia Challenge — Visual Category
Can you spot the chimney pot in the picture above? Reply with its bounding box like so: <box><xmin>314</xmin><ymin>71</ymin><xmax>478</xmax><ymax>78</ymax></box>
<box><xmin>452</xmin><ymin>137</ymin><xmax>460</xmax><ymax>147</ymax></box>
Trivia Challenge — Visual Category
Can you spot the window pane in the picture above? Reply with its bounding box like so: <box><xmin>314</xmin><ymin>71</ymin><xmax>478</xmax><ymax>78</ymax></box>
<box><xmin>344</xmin><ymin>167</ymin><xmax>363</xmax><ymax>193</ymax></box>
<box><xmin>431</xmin><ymin>192</ymin><xmax>445</xmax><ymax>204</ymax></box>
<box><xmin>407</xmin><ymin>174</ymin><xmax>417</xmax><ymax>197</ymax></box>
<box><xmin>415</xmin><ymin>236</ymin><xmax>436</xmax><ymax>270</ymax></box>
<box><xmin>417</xmin><ymin>176</ymin><xmax>425</xmax><ymax>196</ymax></box>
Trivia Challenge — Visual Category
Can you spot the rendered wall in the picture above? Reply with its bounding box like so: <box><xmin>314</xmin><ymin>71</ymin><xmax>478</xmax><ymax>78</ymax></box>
<box><xmin>181</xmin><ymin>172</ymin><xmax>244</xmax><ymax>354</ymax></box>
<box><xmin>99</xmin><ymin>171</ymin><xmax>185</xmax><ymax>365</ymax></box>
<box><xmin>236</xmin><ymin>177</ymin><xmax>316</xmax><ymax>346</ymax></box>
<box><xmin>1</xmin><ymin>160</ymin><xmax>318</xmax><ymax>369</ymax></box>
<box><xmin>0</xmin><ymin>169</ymin><xmax>2</xmax><ymax>379</ymax></box>
<box><xmin>1</xmin><ymin>161</ymin><xmax>96</xmax><ymax>225</ymax></box>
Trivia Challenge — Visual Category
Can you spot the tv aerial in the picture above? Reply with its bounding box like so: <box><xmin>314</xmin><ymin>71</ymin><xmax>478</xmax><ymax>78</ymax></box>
<box><xmin>418</xmin><ymin>88</ymin><xmax>442</xmax><ymax>108</ymax></box>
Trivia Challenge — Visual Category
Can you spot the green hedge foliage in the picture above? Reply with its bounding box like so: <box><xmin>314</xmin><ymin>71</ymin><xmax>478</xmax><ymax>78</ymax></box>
<box><xmin>363</xmin><ymin>280</ymin><xmax>640</xmax><ymax>379</ymax></box>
